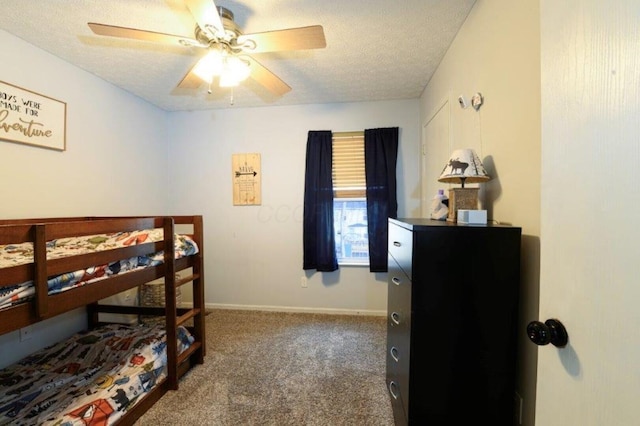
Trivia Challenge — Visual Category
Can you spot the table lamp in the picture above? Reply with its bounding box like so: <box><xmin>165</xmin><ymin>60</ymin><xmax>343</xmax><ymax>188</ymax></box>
<box><xmin>438</xmin><ymin>148</ymin><xmax>490</xmax><ymax>222</ymax></box>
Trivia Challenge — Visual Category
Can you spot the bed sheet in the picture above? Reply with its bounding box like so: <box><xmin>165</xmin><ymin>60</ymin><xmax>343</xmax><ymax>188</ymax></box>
<box><xmin>0</xmin><ymin>229</ymin><xmax>198</xmax><ymax>310</ymax></box>
<box><xmin>0</xmin><ymin>323</ymin><xmax>194</xmax><ymax>426</ymax></box>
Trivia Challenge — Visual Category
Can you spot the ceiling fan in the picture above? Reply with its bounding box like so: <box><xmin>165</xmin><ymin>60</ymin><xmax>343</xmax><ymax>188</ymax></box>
<box><xmin>87</xmin><ymin>0</ymin><xmax>326</xmax><ymax>97</ymax></box>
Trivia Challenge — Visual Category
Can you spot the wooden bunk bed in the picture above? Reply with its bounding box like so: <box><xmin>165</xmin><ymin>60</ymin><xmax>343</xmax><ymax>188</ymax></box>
<box><xmin>0</xmin><ymin>215</ymin><xmax>205</xmax><ymax>425</ymax></box>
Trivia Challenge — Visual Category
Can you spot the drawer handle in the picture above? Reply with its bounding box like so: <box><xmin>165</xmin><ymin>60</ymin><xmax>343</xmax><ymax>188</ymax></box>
<box><xmin>390</xmin><ymin>311</ymin><xmax>400</xmax><ymax>325</ymax></box>
<box><xmin>388</xmin><ymin>380</ymin><xmax>399</xmax><ymax>400</ymax></box>
<box><xmin>390</xmin><ymin>346</ymin><xmax>399</xmax><ymax>362</ymax></box>
<box><xmin>391</xmin><ymin>276</ymin><xmax>402</xmax><ymax>286</ymax></box>
<box><xmin>393</xmin><ymin>241</ymin><xmax>401</xmax><ymax>247</ymax></box>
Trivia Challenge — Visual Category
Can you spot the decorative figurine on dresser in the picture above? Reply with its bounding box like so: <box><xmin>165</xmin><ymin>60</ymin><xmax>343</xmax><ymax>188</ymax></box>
<box><xmin>386</xmin><ymin>218</ymin><xmax>521</xmax><ymax>425</ymax></box>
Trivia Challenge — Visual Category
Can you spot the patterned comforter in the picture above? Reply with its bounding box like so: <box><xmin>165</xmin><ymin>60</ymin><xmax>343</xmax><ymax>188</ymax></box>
<box><xmin>0</xmin><ymin>323</ymin><xmax>194</xmax><ymax>425</ymax></box>
<box><xmin>0</xmin><ymin>229</ymin><xmax>199</xmax><ymax>310</ymax></box>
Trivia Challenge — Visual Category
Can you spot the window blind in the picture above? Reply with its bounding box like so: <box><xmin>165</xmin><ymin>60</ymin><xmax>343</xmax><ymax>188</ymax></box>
<box><xmin>332</xmin><ymin>131</ymin><xmax>366</xmax><ymax>198</ymax></box>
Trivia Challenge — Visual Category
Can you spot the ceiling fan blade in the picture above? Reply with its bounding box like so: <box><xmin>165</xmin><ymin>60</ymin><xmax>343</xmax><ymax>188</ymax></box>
<box><xmin>88</xmin><ymin>23</ymin><xmax>195</xmax><ymax>46</ymax></box>
<box><xmin>238</xmin><ymin>25</ymin><xmax>326</xmax><ymax>54</ymax></box>
<box><xmin>248</xmin><ymin>57</ymin><xmax>291</xmax><ymax>96</ymax></box>
<box><xmin>177</xmin><ymin>65</ymin><xmax>204</xmax><ymax>90</ymax></box>
<box><xmin>184</xmin><ymin>0</ymin><xmax>224</xmax><ymax>36</ymax></box>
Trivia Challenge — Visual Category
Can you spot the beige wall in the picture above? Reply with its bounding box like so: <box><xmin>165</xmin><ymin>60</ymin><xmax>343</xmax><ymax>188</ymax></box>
<box><xmin>419</xmin><ymin>1</ymin><xmax>541</xmax><ymax>424</ymax></box>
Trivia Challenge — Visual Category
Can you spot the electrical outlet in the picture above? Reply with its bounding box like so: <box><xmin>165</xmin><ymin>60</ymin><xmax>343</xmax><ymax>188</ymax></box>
<box><xmin>19</xmin><ymin>325</ymin><xmax>33</xmax><ymax>341</ymax></box>
<box><xmin>301</xmin><ymin>276</ymin><xmax>308</xmax><ymax>288</ymax></box>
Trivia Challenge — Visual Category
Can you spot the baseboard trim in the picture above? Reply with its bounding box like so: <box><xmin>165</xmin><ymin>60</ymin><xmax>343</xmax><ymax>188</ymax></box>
<box><xmin>189</xmin><ymin>302</ymin><xmax>386</xmax><ymax>317</ymax></box>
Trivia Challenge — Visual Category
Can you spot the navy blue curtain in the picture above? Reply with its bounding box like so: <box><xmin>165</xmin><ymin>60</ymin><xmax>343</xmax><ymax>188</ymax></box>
<box><xmin>303</xmin><ymin>130</ymin><xmax>338</xmax><ymax>272</ymax></box>
<box><xmin>364</xmin><ymin>127</ymin><xmax>399</xmax><ymax>272</ymax></box>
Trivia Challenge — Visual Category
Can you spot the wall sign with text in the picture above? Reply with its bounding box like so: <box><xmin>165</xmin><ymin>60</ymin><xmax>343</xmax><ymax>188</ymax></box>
<box><xmin>0</xmin><ymin>81</ymin><xmax>67</xmax><ymax>151</ymax></box>
<box><xmin>232</xmin><ymin>153</ymin><xmax>261</xmax><ymax>205</ymax></box>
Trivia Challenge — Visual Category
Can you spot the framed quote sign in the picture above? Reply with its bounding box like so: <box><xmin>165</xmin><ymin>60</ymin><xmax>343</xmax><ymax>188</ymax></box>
<box><xmin>232</xmin><ymin>153</ymin><xmax>261</xmax><ymax>205</ymax></box>
<box><xmin>0</xmin><ymin>80</ymin><xmax>67</xmax><ymax>151</ymax></box>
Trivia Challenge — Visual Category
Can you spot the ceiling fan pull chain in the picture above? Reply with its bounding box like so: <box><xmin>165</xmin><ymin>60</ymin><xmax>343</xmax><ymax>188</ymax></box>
<box><xmin>229</xmin><ymin>88</ymin><xmax>235</xmax><ymax>106</ymax></box>
<box><xmin>207</xmin><ymin>81</ymin><xmax>212</xmax><ymax>95</ymax></box>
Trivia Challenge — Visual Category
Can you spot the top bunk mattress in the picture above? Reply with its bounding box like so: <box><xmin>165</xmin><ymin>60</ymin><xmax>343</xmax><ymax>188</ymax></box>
<box><xmin>0</xmin><ymin>228</ymin><xmax>198</xmax><ymax>311</ymax></box>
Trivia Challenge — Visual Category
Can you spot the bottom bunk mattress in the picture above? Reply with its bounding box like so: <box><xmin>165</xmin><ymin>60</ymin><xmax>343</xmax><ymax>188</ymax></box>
<box><xmin>0</xmin><ymin>323</ymin><xmax>194</xmax><ymax>425</ymax></box>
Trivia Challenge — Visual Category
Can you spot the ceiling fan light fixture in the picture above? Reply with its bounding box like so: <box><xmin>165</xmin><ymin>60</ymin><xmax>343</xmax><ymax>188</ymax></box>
<box><xmin>194</xmin><ymin>51</ymin><xmax>250</xmax><ymax>88</ymax></box>
<box><xmin>225</xmin><ymin>56</ymin><xmax>251</xmax><ymax>81</ymax></box>
<box><xmin>219</xmin><ymin>73</ymin><xmax>240</xmax><ymax>87</ymax></box>
<box><xmin>193</xmin><ymin>50</ymin><xmax>224</xmax><ymax>83</ymax></box>
<box><xmin>219</xmin><ymin>71</ymin><xmax>249</xmax><ymax>87</ymax></box>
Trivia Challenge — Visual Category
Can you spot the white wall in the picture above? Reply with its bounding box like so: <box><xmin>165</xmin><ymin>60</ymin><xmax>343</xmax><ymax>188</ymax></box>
<box><xmin>166</xmin><ymin>100</ymin><xmax>421</xmax><ymax>315</ymax></box>
<box><xmin>0</xmin><ymin>30</ymin><xmax>169</xmax><ymax>367</ymax></box>
<box><xmin>419</xmin><ymin>1</ymin><xmax>541</xmax><ymax>424</ymax></box>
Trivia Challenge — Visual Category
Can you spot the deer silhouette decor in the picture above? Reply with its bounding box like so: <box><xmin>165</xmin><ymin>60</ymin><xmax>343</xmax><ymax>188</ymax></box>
<box><xmin>437</xmin><ymin>148</ymin><xmax>490</xmax><ymax>222</ymax></box>
<box><xmin>438</xmin><ymin>149</ymin><xmax>489</xmax><ymax>188</ymax></box>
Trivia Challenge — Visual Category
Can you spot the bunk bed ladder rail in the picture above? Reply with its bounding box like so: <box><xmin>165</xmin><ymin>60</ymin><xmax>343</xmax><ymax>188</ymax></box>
<box><xmin>33</xmin><ymin>224</ymin><xmax>49</xmax><ymax>319</ymax></box>
<box><xmin>167</xmin><ymin>215</ymin><xmax>206</xmax><ymax>384</ymax></box>
<box><xmin>163</xmin><ymin>217</ymin><xmax>179</xmax><ymax>390</ymax></box>
<box><xmin>188</xmin><ymin>214</ymin><xmax>205</xmax><ymax>362</ymax></box>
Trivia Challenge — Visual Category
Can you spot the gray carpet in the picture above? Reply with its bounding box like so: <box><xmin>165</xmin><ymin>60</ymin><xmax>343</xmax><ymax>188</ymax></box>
<box><xmin>134</xmin><ymin>309</ymin><xmax>395</xmax><ymax>425</ymax></box>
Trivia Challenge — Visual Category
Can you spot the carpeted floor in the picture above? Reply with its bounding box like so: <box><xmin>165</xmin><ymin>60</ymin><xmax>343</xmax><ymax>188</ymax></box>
<box><xmin>134</xmin><ymin>309</ymin><xmax>395</xmax><ymax>425</ymax></box>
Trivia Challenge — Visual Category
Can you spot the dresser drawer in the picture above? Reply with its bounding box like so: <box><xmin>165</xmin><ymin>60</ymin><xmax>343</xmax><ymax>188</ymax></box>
<box><xmin>388</xmin><ymin>221</ymin><xmax>413</xmax><ymax>278</ymax></box>
<box><xmin>387</xmin><ymin>377</ymin><xmax>408</xmax><ymax>426</ymax></box>
<box><xmin>387</xmin><ymin>257</ymin><xmax>411</xmax><ymax>424</ymax></box>
<box><xmin>386</xmin><ymin>274</ymin><xmax>410</xmax><ymax>380</ymax></box>
<box><xmin>387</xmin><ymin>258</ymin><xmax>411</xmax><ymax>328</ymax></box>
<box><xmin>386</xmin><ymin>330</ymin><xmax>410</xmax><ymax>423</ymax></box>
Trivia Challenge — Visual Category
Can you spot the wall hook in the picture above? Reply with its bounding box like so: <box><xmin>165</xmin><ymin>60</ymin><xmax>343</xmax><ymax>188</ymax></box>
<box><xmin>471</xmin><ymin>92</ymin><xmax>483</xmax><ymax>111</ymax></box>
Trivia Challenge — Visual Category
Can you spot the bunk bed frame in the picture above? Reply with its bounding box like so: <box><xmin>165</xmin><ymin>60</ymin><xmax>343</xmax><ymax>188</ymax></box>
<box><xmin>0</xmin><ymin>215</ymin><xmax>205</xmax><ymax>425</ymax></box>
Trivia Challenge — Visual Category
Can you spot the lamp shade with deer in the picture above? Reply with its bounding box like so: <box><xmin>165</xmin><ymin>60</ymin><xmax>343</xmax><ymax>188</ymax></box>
<box><xmin>438</xmin><ymin>148</ymin><xmax>490</xmax><ymax>187</ymax></box>
<box><xmin>438</xmin><ymin>148</ymin><xmax>490</xmax><ymax>222</ymax></box>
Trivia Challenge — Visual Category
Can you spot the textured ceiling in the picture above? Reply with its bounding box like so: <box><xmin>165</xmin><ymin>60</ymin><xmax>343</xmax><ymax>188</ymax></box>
<box><xmin>0</xmin><ymin>0</ymin><xmax>476</xmax><ymax>111</ymax></box>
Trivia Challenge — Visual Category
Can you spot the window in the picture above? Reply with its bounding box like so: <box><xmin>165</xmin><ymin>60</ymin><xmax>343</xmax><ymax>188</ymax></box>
<box><xmin>303</xmin><ymin>127</ymin><xmax>397</xmax><ymax>273</ymax></box>
<box><xmin>334</xmin><ymin>198</ymin><xmax>368</xmax><ymax>264</ymax></box>
<box><xmin>332</xmin><ymin>132</ymin><xmax>368</xmax><ymax>265</ymax></box>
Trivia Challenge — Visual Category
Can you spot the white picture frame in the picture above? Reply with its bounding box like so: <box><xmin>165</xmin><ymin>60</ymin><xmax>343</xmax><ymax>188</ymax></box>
<box><xmin>0</xmin><ymin>80</ymin><xmax>67</xmax><ymax>151</ymax></box>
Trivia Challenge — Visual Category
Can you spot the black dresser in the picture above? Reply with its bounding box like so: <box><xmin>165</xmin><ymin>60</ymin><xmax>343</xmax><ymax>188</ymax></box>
<box><xmin>386</xmin><ymin>218</ymin><xmax>521</xmax><ymax>425</ymax></box>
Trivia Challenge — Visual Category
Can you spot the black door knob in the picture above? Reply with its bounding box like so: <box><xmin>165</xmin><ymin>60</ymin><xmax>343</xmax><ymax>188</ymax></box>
<box><xmin>527</xmin><ymin>319</ymin><xmax>568</xmax><ymax>348</ymax></box>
